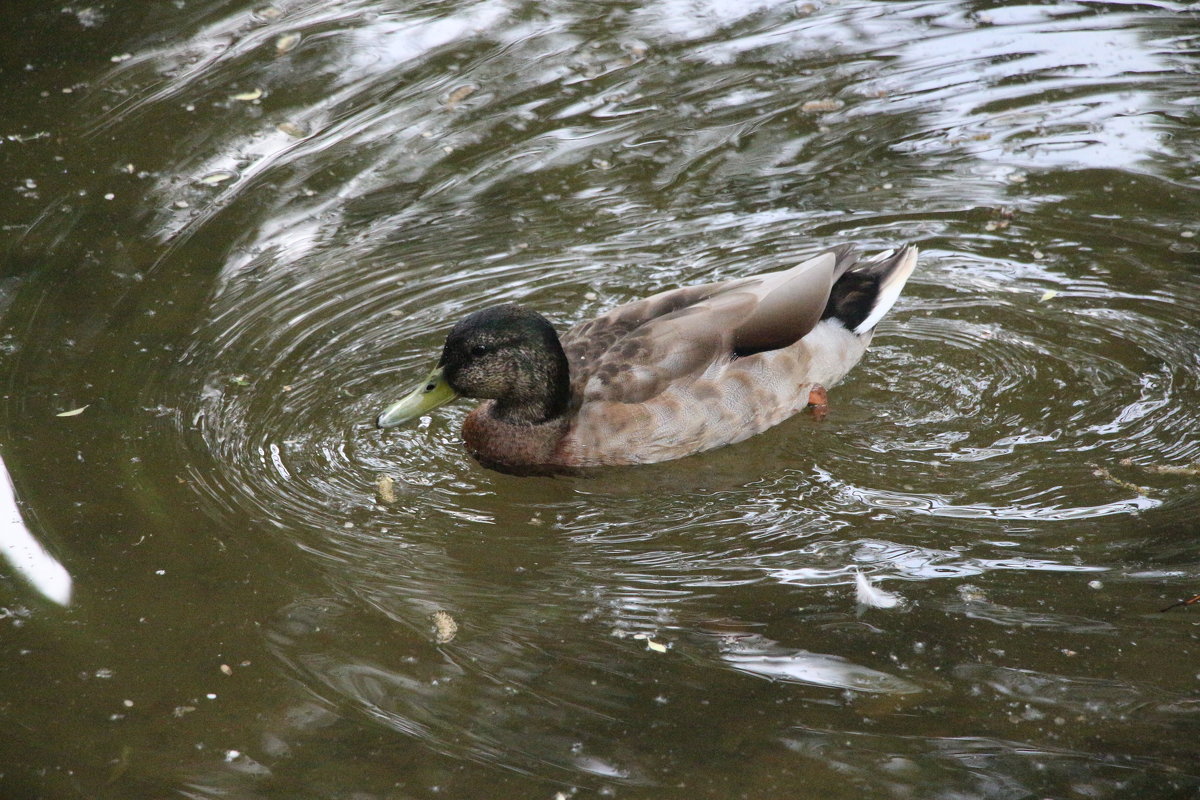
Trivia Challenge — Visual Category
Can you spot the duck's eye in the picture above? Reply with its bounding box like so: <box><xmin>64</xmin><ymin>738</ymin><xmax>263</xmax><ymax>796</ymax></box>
<box><xmin>470</xmin><ymin>344</ymin><xmax>490</xmax><ymax>357</ymax></box>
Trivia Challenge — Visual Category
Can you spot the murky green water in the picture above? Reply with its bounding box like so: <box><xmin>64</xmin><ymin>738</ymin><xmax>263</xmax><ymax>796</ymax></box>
<box><xmin>2</xmin><ymin>0</ymin><xmax>1198</xmax><ymax>797</ymax></box>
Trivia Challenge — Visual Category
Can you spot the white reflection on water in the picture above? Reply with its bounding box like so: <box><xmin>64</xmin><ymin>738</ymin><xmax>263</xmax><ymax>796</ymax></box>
<box><xmin>718</xmin><ymin>633</ymin><xmax>922</xmax><ymax>693</ymax></box>
<box><xmin>0</xmin><ymin>454</ymin><xmax>71</xmax><ymax>606</ymax></box>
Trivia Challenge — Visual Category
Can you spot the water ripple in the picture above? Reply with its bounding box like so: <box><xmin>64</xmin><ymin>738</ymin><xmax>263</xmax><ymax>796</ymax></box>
<box><xmin>58</xmin><ymin>0</ymin><xmax>1200</xmax><ymax>793</ymax></box>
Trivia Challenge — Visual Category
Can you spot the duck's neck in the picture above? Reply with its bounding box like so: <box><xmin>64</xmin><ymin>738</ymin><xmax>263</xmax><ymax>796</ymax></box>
<box><xmin>493</xmin><ymin>335</ymin><xmax>571</xmax><ymax>426</ymax></box>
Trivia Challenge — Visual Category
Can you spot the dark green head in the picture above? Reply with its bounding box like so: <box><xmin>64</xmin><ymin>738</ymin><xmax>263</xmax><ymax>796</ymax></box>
<box><xmin>377</xmin><ymin>304</ymin><xmax>572</xmax><ymax>428</ymax></box>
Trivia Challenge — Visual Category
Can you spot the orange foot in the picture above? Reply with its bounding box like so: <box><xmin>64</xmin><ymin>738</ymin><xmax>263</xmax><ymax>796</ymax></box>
<box><xmin>808</xmin><ymin>385</ymin><xmax>828</xmax><ymax>421</ymax></box>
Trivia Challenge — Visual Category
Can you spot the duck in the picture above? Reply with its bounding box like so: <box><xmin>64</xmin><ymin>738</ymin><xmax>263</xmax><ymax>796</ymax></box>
<box><xmin>377</xmin><ymin>244</ymin><xmax>918</xmax><ymax>473</ymax></box>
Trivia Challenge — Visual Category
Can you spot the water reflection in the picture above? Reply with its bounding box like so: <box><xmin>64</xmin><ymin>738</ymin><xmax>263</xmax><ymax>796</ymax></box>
<box><xmin>2</xmin><ymin>0</ymin><xmax>1199</xmax><ymax>797</ymax></box>
<box><xmin>0</xmin><ymin>455</ymin><xmax>71</xmax><ymax>606</ymax></box>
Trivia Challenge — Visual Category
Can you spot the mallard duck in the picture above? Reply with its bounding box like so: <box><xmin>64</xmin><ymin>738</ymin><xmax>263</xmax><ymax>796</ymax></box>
<box><xmin>378</xmin><ymin>244</ymin><xmax>918</xmax><ymax>472</ymax></box>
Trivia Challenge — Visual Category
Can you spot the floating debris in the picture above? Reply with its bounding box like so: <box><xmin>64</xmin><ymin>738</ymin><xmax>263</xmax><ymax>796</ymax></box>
<box><xmin>5</xmin><ymin>132</ymin><xmax>51</xmax><ymax>144</ymax></box>
<box><xmin>1039</xmin><ymin>289</ymin><xmax>1059</xmax><ymax>302</ymax></box>
<box><xmin>956</xmin><ymin>583</ymin><xmax>988</xmax><ymax>603</ymax></box>
<box><xmin>1161</xmin><ymin>593</ymin><xmax>1200</xmax><ymax>612</ymax></box>
<box><xmin>110</xmin><ymin>53</ymin><xmax>133</xmax><ymax>63</ymax></box>
<box><xmin>801</xmin><ymin>98</ymin><xmax>844</xmax><ymax>113</ymax></box>
<box><xmin>1091</xmin><ymin>463</ymin><xmax>1150</xmax><ymax>495</ymax></box>
<box><xmin>855</xmin><ymin>570</ymin><xmax>902</xmax><ymax>609</ymax></box>
<box><xmin>375</xmin><ymin>474</ymin><xmax>397</xmax><ymax>505</ymax></box>
<box><xmin>443</xmin><ymin>84</ymin><xmax>477</xmax><ymax>109</ymax></box>
<box><xmin>1118</xmin><ymin>458</ymin><xmax>1200</xmax><ymax>477</ymax></box>
<box><xmin>629</xmin><ymin>632</ymin><xmax>669</xmax><ymax>652</ymax></box>
<box><xmin>276</xmin><ymin>121</ymin><xmax>308</xmax><ymax>138</ymax></box>
<box><xmin>219</xmin><ymin>664</ymin><xmax>233</xmax><ymax>676</ymax></box>
<box><xmin>198</xmin><ymin>170</ymin><xmax>236</xmax><ymax>186</ymax></box>
<box><xmin>430</xmin><ymin>610</ymin><xmax>458</xmax><ymax>643</ymax></box>
<box><xmin>275</xmin><ymin>32</ymin><xmax>301</xmax><ymax>54</ymax></box>
<box><xmin>983</xmin><ymin>206</ymin><xmax>1015</xmax><ymax>233</ymax></box>
<box><xmin>231</xmin><ymin>89</ymin><xmax>263</xmax><ymax>102</ymax></box>
<box><xmin>253</xmin><ymin>5</ymin><xmax>283</xmax><ymax>21</ymax></box>
<box><xmin>56</xmin><ymin>405</ymin><xmax>89</xmax><ymax>417</ymax></box>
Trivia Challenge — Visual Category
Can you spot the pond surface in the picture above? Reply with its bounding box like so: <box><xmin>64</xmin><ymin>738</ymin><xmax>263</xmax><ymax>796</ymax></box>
<box><xmin>2</xmin><ymin>0</ymin><xmax>1199</xmax><ymax>797</ymax></box>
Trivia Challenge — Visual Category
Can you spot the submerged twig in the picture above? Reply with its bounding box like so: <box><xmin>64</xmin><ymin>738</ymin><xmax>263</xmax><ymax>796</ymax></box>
<box><xmin>1090</xmin><ymin>463</ymin><xmax>1151</xmax><ymax>495</ymax></box>
<box><xmin>1160</xmin><ymin>593</ymin><xmax>1200</xmax><ymax>613</ymax></box>
<box><xmin>1119</xmin><ymin>458</ymin><xmax>1200</xmax><ymax>477</ymax></box>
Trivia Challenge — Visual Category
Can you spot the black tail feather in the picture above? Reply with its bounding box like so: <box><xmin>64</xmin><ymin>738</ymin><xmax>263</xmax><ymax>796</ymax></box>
<box><xmin>821</xmin><ymin>246</ymin><xmax>916</xmax><ymax>333</ymax></box>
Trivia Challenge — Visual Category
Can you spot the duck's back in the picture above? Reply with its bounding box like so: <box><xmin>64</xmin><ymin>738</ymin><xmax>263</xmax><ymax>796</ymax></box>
<box><xmin>550</xmin><ymin>245</ymin><xmax>916</xmax><ymax>466</ymax></box>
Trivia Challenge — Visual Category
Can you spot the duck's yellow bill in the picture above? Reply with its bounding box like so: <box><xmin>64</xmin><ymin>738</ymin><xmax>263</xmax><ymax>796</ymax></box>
<box><xmin>376</xmin><ymin>367</ymin><xmax>459</xmax><ymax>428</ymax></box>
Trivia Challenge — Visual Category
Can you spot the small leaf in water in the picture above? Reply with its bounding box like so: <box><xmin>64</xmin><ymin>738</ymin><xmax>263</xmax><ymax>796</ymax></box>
<box><xmin>231</xmin><ymin>89</ymin><xmax>263</xmax><ymax>102</ymax></box>
<box><xmin>275</xmin><ymin>33</ymin><xmax>301</xmax><ymax>54</ymax></box>
<box><xmin>198</xmin><ymin>170</ymin><xmax>236</xmax><ymax>186</ymax></box>
<box><xmin>276</xmin><ymin>121</ymin><xmax>308</xmax><ymax>138</ymax></box>
<box><xmin>1039</xmin><ymin>289</ymin><xmax>1058</xmax><ymax>302</ymax></box>
<box><xmin>801</xmin><ymin>98</ymin><xmax>844</xmax><ymax>113</ymax></box>
<box><xmin>444</xmin><ymin>84</ymin><xmax>477</xmax><ymax>108</ymax></box>
<box><xmin>56</xmin><ymin>405</ymin><xmax>89</xmax><ymax>417</ymax></box>
<box><xmin>646</xmin><ymin>639</ymin><xmax>668</xmax><ymax>653</ymax></box>
<box><xmin>229</xmin><ymin>375</ymin><xmax>251</xmax><ymax>387</ymax></box>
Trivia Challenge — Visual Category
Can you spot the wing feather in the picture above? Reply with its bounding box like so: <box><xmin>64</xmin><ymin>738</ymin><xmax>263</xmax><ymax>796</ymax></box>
<box><xmin>562</xmin><ymin>249</ymin><xmax>850</xmax><ymax>405</ymax></box>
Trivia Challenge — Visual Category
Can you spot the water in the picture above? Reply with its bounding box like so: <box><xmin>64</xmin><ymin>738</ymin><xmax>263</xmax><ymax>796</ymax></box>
<box><xmin>2</xmin><ymin>0</ymin><xmax>1198</xmax><ymax>797</ymax></box>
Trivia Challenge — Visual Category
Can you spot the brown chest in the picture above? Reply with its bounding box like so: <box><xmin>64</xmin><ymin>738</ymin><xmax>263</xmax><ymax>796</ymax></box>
<box><xmin>461</xmin><ymin>403</ymin><xmax>570</xmax><ymax>471</ymax></box>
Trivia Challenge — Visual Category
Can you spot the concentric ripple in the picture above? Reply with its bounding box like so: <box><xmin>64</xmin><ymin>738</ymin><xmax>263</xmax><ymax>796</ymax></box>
<box><xmin>57</xmin><ymin>0</ymin><xmax>1199</xmax><ymax>793</ymax></box>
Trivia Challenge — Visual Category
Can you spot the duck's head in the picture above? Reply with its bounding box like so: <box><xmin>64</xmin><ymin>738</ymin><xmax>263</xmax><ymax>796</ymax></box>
<box><xmin>376</xmin><ymin>304</ymin><xmax>571</xmax><ymax>429</ymax></box>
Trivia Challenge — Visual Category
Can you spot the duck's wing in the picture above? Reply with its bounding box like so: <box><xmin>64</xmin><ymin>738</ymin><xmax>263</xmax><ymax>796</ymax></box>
<box><xmin>562</xmin><ymin>247</ymin><xmax>857</xmax><ymax>405</ymax></box>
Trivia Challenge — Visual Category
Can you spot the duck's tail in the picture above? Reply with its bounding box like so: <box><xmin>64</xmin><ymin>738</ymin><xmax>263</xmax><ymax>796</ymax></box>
<box><xmin>822</xmin><ymin>245</ymin><xmax>919</xmax><ymax>335</ymax></box>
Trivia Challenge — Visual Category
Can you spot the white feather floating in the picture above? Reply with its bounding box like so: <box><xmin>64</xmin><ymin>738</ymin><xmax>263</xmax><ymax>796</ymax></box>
<box><xmin>854</xmin><ymin>569</ymin><xmax>901</xmax><ymax>609</ymax></box>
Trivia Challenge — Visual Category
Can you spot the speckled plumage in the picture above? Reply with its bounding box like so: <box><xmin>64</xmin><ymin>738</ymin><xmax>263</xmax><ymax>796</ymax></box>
<box><xmin>379</xmin><ymin>244</ymin><xmax>919</xmax><ymax>472</ymax></box>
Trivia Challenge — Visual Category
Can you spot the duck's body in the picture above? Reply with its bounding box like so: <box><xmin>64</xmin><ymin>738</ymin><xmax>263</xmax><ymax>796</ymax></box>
<box><xmin>378</xmin><ymin>244</ymin><xmax>918</xmax><ymax>472</ymax></box>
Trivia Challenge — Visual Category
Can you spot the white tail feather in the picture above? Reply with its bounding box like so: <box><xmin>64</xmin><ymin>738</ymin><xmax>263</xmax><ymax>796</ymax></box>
<box><xmin>853</xmin><ymin>246</ymin><xmax>919</xmax><ymax>335</ymax></box>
